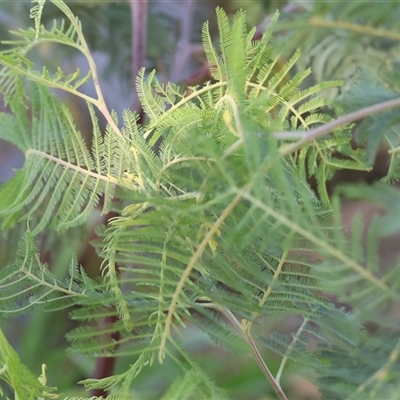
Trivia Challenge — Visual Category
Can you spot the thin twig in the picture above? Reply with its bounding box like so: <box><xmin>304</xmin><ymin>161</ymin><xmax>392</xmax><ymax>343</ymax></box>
<box><xmin>310</xmin><ymin>16</ymin><xmax>400</xmax><ymax>41</ymax></box>
<box><xmin>50</xmin><ymin>0</ymin><xmax>124</xmax><ymax>138</ymax></box>
<box><xmin>276</xmin><ymin>317</ymin><xmax>309</xmax><ymax>384</ymax></box>
<box><xmin>247</xmin><ymin>335</ymin><xmax>289</xmax><ymax>400</ymax></box>
<box><xmin>198</xmin><ymin>303</ymin><xmax>288</xmax><ymax>400</ymax></box>
<box><xmin>129</xmin><ymin>0</ymin><xmax>148</xmax><ymax>113</ymax></box>
<box><xmin>159</xmin><ymin>193</ymin><xmax>243</xmax><ymax>361</ymax></box>
<box><xmin>275</xmin><ymin>96</ymin><xmax>400</xmax><ymax>156</ymax></box>
<box><xmin>170</xmin><ymin>0</ymin><xmax>195</xmax><ymax>83</ymax></box>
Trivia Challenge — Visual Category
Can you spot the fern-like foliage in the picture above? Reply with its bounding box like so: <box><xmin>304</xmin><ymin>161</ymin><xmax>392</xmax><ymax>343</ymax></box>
<box><xmin>276</xmin><ymin>1</ymin><xmax>400</xmax><ymax>86</ymax></box>
<box><xmin>0</xmin><ymin>82</ymin><xmax>148</xmax><ymax>233</ymax></box>
<box><xmin>0</xmin><ymin>328</ymin><xmax>59</xmax><ymax>399</ymax></box>
<box><xmin>0</xmin><ymin>232</ymin><xmax>101</xmax><ymax>317</ymax></box>
<box><xmin>1</xmin><ymin>1</ymin><xmax>400</xmax><ymax>399</ymax></box>
<box><xmin>0</xmin><ymin>2</ymin><xmax>90</xmax><ymax>103</ymax></box>
<box><xmin>318</xmin><ymin>330</ymin><xmax>400</xmax><ymax>400</ymax></box>
<box><xmin>339</xmin><ymin>69</ymin><xmax>400</xmax><ymax>179</ymax></box>
<box><xmin>274</xmin><ymin>1</ymin><xmax>400</xmax><ymax>183</ymax></box>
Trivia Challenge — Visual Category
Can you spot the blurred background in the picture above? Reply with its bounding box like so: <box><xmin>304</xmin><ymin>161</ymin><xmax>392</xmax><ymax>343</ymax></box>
<box><xmin>0</xmin><ymin>0</ymin><xmax>399</xmax><ymax>398</ymax></box>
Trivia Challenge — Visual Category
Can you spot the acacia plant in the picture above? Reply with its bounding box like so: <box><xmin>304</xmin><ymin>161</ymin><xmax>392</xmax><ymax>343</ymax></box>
<box><xmin>1</xmin><ymin>1</ymin><xmax>400</xmax><ymax>399</ymax></box>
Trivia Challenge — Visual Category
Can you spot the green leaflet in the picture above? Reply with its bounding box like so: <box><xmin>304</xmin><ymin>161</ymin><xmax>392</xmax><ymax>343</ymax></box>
<box><xmin>0</xmin><ymin>327</ymin><xmax>59</xmax><ymax>399</ymax></box>
<box><xmin>0</xmin><ymin>232</ymin><xmax>98</xmax><ymax>317</ymax></box>
<box><xmin>0</xmin><ymin>84</ymin><xmax>143</xmax><ymax>233</ymax></box>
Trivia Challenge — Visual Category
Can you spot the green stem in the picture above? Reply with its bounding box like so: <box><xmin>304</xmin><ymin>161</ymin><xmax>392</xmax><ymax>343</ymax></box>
<box><xmin>247</xmin><ymin>335</ymin><xmax>288</xmax><ymax>400</ymax></box>
<box><xmin>199</xmin><ymin>303</ymin><xmax>288</xmax><ymax>400</ymax></box>
<box><xmin>275</xmin><ymin>96</ymin><xmax>400</xmax><ymax>155</ymax></box>
<box><xmin>276</xmin><ymin>317</ymin><xmax>309</xmax><ymax>384</ymax></box>
<box><xmin>50</xmin><ymin>0</ymin><xmax>124</xmax><ymax>139</ymax></box>
<box><xmin>235</xmin><ymin>188</ymin><xmax>398</xmax><ymax>298</ymax></box>
<box><xmin>310</xmin><ymin>16</ymin><xmax>400</xmax><ymax>41</ymax></box>
<box><xmin>159</xmin><ymin>193</ymin><xmax>242</xmax><ymax>361</ymax></box>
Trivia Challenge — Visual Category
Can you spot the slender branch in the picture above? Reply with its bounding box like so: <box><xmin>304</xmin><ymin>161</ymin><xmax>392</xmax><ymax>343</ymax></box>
<box><xmin>129</xmin><ymin>0</ymin><xmax>148</xmax><ymax>113</ymax></box>
<box><xmin>310</xmin><ymin>16</ymin><xmax>400</xmax><ymax>41</ymax></box>
<box><xmin>276</xmin><ymin>317</ymin><xmax>309</xmax><ymax>384</ymax></box>
<box><xmin>159</xmin><ymin>193</ymin><xmax>243</xmax><ymax>361</ymax></box>
<box><xmin>234</xmin><ymin>188</ymin><xmax>398</xmax><ymax>298</ymax></box>
<box><xmin>50</xmin><ymin>0</ymin><xmax>123</xmax><ymax>139</ymax></box>
<box><xmin>275</xmin><ymin>96</ymin><xmax>400</xmax><ymax>156</ymax></box>
<box><xmin>26</xmin><ymin>150</ymin><xmax>119</xmax><ymax>185</ymax></box>
<box><xmin>242</xmin><ymin>250</ymin><xmax>289</xmax><ymax>336</ymax></box>
<box><xmin>198</xmin><ymin>303</ymin><xmax>288</xmax><ymax>400</ymax></box>
<box><xmin>247</xmin><ymin>335</ymin><xmax>288</xmax><ymax>400</ymax></box>
<box><xmin>170</xmin><ymin>0</ymin><xmax>195</xmax><ymax>83</ymax></box>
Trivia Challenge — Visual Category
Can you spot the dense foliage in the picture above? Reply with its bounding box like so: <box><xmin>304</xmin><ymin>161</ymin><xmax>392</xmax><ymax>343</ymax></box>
<box><xmin>1</xmin><ymin>1</ymin><xmax>400</xmax><ymax>399</ymax></box>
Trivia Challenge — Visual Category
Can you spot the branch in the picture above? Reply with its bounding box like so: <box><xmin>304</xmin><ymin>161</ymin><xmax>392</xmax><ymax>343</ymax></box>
<box><xmin>129</xmin><ymin>0</ymin><xmax>148</xmax><ymax>113</ymax></box>
<box><xmin>198</xmin><ymin>303</ymin><xmax>288</xmax><ymax>400</ymax></box>
<box><xmin>50</xmin><ymin>0</ymin><xmax>123</xmax><ymax>139</ymax></box>
<box><xmin>247</xmin><ymin>335</ymin><xmax>288</xmax><ymax>400</ymax></box>
<box><xmin>90</xmin><ymin>314</ymin><xmax>121</xmax><ymax>398</ymax></box>
<box><xmin>159</xmin><ymin>193</ymin><xmax>243</xmax><ymax>361</ymax></box>
<box><xmin>275</xmin><ymin>96</ymin><xmax>400</xmax><ymax>156</ymax></box>
<box><xmin>170</xmin><ymin>0</ymin><xmax>195</xmax><ymax>83</ymax></box>
<box><xmin>310</xmin><ymin>16</ymin><xmax>400</xmax><ymax>41</ymax></box>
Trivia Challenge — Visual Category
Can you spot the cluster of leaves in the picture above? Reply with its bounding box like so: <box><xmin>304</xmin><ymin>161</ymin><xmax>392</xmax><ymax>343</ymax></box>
<box><xmin>0</xmin><ymin>1</ymin><xmax>400</xmax><ymax>399</ymax></box>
